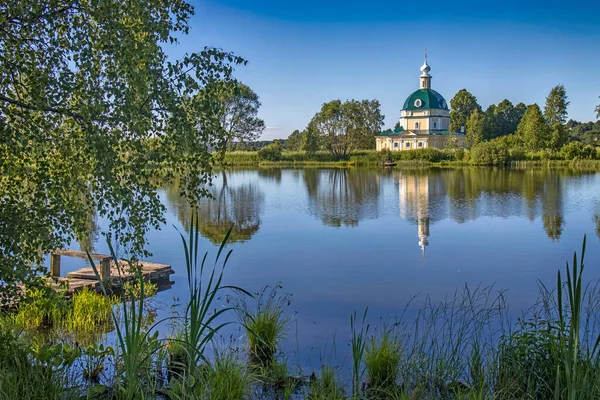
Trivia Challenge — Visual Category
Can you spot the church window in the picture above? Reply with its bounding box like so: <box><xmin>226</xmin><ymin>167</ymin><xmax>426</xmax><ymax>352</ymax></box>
<box><xmin>433</xmin><ymin>121</ymin><xmax>437</xmax><ymax>129</ymax></box>
<box><xmin>415</xmin><ymin>122</ymin><xmax>419</xmax><ymax>129</ymax></box>
<box><xmin>394</xmin><ymin>142</ymin><xmax>398</xmax><ymax>148</ymax></box>
<box><xmin>406</xmin><ymin>142</ymin><xmax>411</xmax><ymax>148</ymax></box>
<box><xmin>414</xmin><ymin>99</ymin><xmax>422</xmax><ymax>107</ymax></box>
<box><xmin>418</xmin><ymin>142</ymin><xmax>423</xmax><ymax>148</ymax></box>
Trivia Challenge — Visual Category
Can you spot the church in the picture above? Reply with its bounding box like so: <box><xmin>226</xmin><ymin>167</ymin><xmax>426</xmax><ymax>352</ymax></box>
<box><xmin>376</xmin><ymin>56</ymin><xmax>465</xmax><ymax>151</ymax></box>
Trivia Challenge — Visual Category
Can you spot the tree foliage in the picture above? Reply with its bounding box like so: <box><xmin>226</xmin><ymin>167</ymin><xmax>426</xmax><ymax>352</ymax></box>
<box><xmin>449</xmin><ymin>89</ymin><xmax>481</xmax><ymax>133</ymax></box>
<box><xmin>544</xmin><ymin>84</ymin><xmax>570</xmax><ymax>125</ymax></box>
<box><xmin>465</xmin><ymin>109</ymin><xmax>484</xmax><ymax>149</ymax></box>
<box><xmin>516</xmin><ymin>104</ymin><xmax>550</xmax><ymax>153</ymax></box>
<box><xmin>0</xmin><ymin>0</ymin><xmax>245</xmax><ymax>296</ymax></box>
<box><xmin>469</xmin><ymin>137</ymin><xmax>510</xmax><ymax>165</ymax></box>
<box><xmin>311</xmin><ymin>99</ymin><xmax>383</xmax><ymax>158</ymax></box>
<box><xmin>213</xmin><ymin>82</ymin><xmax>265</xmax><ymax>149</ymax></box>
<box><xmin>302</xmin><ymin>121</ymin><xmax>320</xmax><ymax>155</ymax></box>
<box><xmin>257</xmin><ymin>140</ymin><xmax>282</xmax><ymax>161</ymax></box>
<box><xmin>285</xmin><ymin>130</ymin><xmax>303</xmax><ymax>151</ymax></box>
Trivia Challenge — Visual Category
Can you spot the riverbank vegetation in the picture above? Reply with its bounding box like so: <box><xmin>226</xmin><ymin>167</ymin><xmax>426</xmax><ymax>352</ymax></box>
<box><xmin>2</xmin><ymin>221</ymin><xmax>600</xmax><ymax>399</ymax></box>
<box><xmin>221</xmin><ymin>147</ymin><xmax>600</xmax><ymax>167</ymax></box>
<box><xmin>227</xmin><ymin>84</ymin><xmax>599</xmax><ymax>167</ymax></box>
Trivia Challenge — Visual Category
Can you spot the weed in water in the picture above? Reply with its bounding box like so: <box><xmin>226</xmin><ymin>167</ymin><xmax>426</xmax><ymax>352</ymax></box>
<box><xmin>203</xmin><ymin>348</ymin><xmax>253</xmax><ymax>400</ymax></box>
<box><xmin>233</xmin><ymin>284</ymin><xmax>291</xmax><ymax>366</ymax></box>
<box><xmin>350</xmin><ymin>307</ymin><xmax>369</xmax><ymax>397</ymax></box>
<box><xmin>364</xmin><ymin>327</ymin><xmax>402</xmax><ymax>397</ymax></box>
<box><xmin>65</xmin><ymin>287</ymin><xmax>116</xmax><ymax>334</ymax></box>
<box><xmin>306</xmin><ymin>365</ymin><xmax>345</xmax><ymax>400</ymax></box>
<box><xmin>88</xmin><ymin>242</ymin><xmax>163</xmax><ymax>399</ymax></box>
<box><xmin>176</xmin><ymin>212</ymin><xmax>251</xmax><ymax>377</ymax></box>
<box><xmin>15</xmin><ymin>286</ymin><xmax>68</xmax><ymax>330</ymax></box>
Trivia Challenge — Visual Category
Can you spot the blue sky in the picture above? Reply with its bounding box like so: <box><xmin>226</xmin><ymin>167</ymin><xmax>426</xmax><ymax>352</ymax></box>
<box><xmin>173</xmin><ymin>0</ymin><xmax>600</xmax><ymax>139</ymax></box>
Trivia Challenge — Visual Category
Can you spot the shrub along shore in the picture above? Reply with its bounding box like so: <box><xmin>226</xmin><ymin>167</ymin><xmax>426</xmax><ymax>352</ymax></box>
<box><xmin>2</xmin><ymin>219</ymin><xmax>600</xmax><ymax>399</ymax></box>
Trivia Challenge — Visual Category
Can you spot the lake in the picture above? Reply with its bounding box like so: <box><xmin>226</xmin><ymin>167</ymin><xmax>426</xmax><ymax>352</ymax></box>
<box><xmin>58</xmin><ymin>167</ymin><xmax>600</xmax><ymax>370</ymax></box>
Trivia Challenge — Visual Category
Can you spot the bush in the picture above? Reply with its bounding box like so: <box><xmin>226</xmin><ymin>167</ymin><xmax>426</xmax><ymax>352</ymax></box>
<box><xmin>394</xmin><ymin>148</ymin><xmax>449</xmax><ymax>162</ymax></box>
<box><xmin>470</xmin><ymin>139</ymin><xmax>510</xmax><ymax>165</ymax></box>
<box><xmin>560</xmin><ymin>141</ymin><xmax>597</xmax><ymax>160</ymax></box>
<box><xmin>508</xmin><ymin>147</ymin><xmax>527</xmax><ymax>161</ymax></box>
<box><xmin>258</xmin><ymin>141</ymin><xmax>283</xmax><ymax>161</ymax></box>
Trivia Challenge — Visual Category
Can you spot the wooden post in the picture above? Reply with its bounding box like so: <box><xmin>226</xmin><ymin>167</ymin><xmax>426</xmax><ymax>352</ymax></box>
<box><xmin>100</xmin><ymin>257</ymin><xmax>111</xmax><ymax>284</ymax></box>
<box><xmin>50</xmin><ymin>254</ymin><xmax>61</xmax><ymax>277</ymax></box>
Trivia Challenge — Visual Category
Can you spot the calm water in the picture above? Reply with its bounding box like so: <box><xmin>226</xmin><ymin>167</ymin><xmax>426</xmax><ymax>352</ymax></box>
<box><xmin>59</xmin><ymin>167</ymin><xmax>600</xmax><ymax>368</ymax></box>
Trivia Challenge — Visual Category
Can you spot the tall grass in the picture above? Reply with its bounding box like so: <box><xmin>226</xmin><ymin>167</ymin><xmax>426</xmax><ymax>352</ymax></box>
<box><xmin>554</xmin><ymin>235</ymin><xmax>600</xmax><ymax>400</ymax></box>
<box><xmin>350</xmin><ymin>308</ymin><xmax>369</xmax><ymax>397</ymax></box>
<box><xmin>364</xmin><ymin>327</ymin><xmax>402</xmax><ymax>396</ymax></box>
<box><xmin>15</xmin><ymin>286</ymin><xmax>68</xmax><ymax>329</ymax></box>
<box><xmin>176</xmin><ymin>212</ymin><xmax>251</xmax><ymax>377</ymax></box>
<box><xmin>306</xmin><ymin>365</ymin><xmax>345</xmax><ymax>400</ymax></box>
<box><xmin>88</xmin><ymin>243</ymin><xmax>163</xmax><ymax>399</ymax></box>
<box><xmin>232</xmin><ymin>284</ymin><xmax>291</xmax><ymax>366</ymax></box>
<box><xmin>64</xmin><ymin>287</ymin><xmax>116</xmax><ymax>334</ymax></box>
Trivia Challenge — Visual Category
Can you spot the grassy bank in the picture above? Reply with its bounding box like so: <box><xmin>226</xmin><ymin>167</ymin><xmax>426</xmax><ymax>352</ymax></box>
<box><xmin>220</xmin><ymin>149</ymin><xmax>600</xmax><ymax>169</ymax></box>
<box><xmin>2</xmin><ymin>225</ymin><xmax>600</xmax><ymax>399</ymax></box>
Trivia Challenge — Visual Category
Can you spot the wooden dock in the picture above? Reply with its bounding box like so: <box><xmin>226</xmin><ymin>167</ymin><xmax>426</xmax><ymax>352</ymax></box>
<box><xmin>48</xmin><ymin>249</ymin><xmax>174</xmax><ymax>294</ymax></box>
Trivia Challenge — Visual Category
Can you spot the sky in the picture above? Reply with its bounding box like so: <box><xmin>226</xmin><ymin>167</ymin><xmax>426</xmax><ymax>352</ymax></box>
<box><xmin>170</xmin><ymin>0</ymin><xmax>600</xmax><ymax>140</ymax></box>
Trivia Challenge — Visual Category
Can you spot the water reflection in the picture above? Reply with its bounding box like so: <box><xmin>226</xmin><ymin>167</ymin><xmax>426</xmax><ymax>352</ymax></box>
<box><xmin>303</xmin><ymin>169</ymin><xmax>381</xmax><ymax>227</ymax></box>
<box><xmin>398</xmin><ymin>171</ymin><xmax>447</xmax><ymax>254</ymax></box>
<box><xmin>394</xmin><ymin>168</ymin><xmax>595</xmax><ymax>252</ymax></box>
<box><xmin>165</xmin><ymin>172</ymin><xmax>265</xmax><ymax>244</ymax></box>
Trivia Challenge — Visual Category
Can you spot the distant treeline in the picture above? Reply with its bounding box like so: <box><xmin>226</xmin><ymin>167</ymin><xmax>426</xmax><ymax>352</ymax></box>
<box><xmin>224</xmin><ymin>85</ymin><xmax>600</xmax><ymax>166</ymax></box>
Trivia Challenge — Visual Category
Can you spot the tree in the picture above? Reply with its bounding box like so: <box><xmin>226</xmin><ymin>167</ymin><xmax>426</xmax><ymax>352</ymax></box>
<box><xmin>498</xmin><ymin>99</ymin><xmax>523</xmax><ymax>137</ymax></box>
<box><xmin>516</xmin><ymin>104</ymin><xmax>550</xmax><ymax>153</ymax></box>
<box><xmin>465</xmin><ymin>109</ymin><xmax>484</xmax><ymax>149</ymax></box>
<box><xmin>302</xmin><ymin>121</ymin><xmax>320</xmax><ymax>155</ymax></box>
<box><xmin>548</xmin><ymin>122</ymin><xmax>569</xmax><ymax>151</ymax></box>
<box><xmin>215</xmin><ymin>82</ymin><xmax>265</xmax><ymax>149</ymax></box>
<box><xmin>515</xmin><ymin>102</ymin><xmax>527</xmax><ymax>120</ymax></box>
<box><xmin>544</xmin><ymin>84</ymin><xmax>570</xmax><ymax>125</ymax></box>
<box><xmin>285</xmin><ymin>130</ymin><xmax>303</xmax><ymax>151</ymax></box>
<box><xmin>0</xmin><ymin>0</ymin><xmax>245</xmax><ymax>299</ymax></box>
<box><xmin>450</xmin><ymin>89</ymin><xmax>482</xmax><ymax>133</ymax></box>
<box><xmin>483</xmin><ymin>104</ymin><xmax>498</xmax><ymax>140</ymax></box>
<box><xmin>312</xmin><ymin>99</ymin><xmax>384</xmax><ymax>158</ymax></box>
<box><xmin>596</xmin><ymin>97</ymin><xmax>600</xmax><ymax>119</ymax></box>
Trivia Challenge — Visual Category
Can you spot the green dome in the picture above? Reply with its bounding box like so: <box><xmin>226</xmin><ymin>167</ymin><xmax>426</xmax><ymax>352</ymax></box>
<box><xmin>402</xmin><ymin>89</ymin><xmax>448</xmax><ymax>111</ymax></box>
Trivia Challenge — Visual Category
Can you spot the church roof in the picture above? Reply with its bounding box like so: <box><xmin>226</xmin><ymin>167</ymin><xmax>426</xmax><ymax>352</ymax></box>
<box><xmin>402</xmin><ymin>89</ymin><xmax>448</xmax><ymax>111</ymax></box>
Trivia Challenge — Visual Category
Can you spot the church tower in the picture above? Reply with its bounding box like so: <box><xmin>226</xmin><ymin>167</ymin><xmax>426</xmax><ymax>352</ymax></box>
<box><xmin>419</xmin><ymin>53</ymin><xmax>431</xmax><ymax>89</ymax></box>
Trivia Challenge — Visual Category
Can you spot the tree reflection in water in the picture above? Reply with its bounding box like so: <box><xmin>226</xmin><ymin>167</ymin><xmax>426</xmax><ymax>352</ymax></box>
<box><xmin>166</xmin><ymin>172</ymin><xmax>265</xmax><ymax>244</ymax></box>
<box><xmin>303</xmin><ymin>169</ymin><xmax>381</xmax><ymax>227</ymax></box>
<box><xmin>394</xmin><ymin>167</ymin><xmax>596</xmax><ymax>249</ymax></box>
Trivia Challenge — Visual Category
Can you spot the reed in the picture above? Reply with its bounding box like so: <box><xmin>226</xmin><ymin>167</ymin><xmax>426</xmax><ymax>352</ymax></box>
<box><xmin>88</xmin><ymin>243</ymin><xmax>163</xmax><ymax>399</ymax></box>
<box><xmin>176</xmin><ymin>212</ymin><xmax>251</xmax><ymax>378</ymax></box>
<box><xmin>349</xmin><ymin>308</ymin><xmax>369</xmax><ymax>397</ymax></box>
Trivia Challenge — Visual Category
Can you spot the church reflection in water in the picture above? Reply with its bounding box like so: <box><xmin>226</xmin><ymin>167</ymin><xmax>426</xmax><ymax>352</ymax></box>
<box><xmin>398</xmin><ymin>172</ymin><xmax>446</xmax><ymax>255</ymax></box>
<box><xmin>395</xmin><ymin>167</ymin><xmax>581</xmax><ymax>253</ymax></box>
